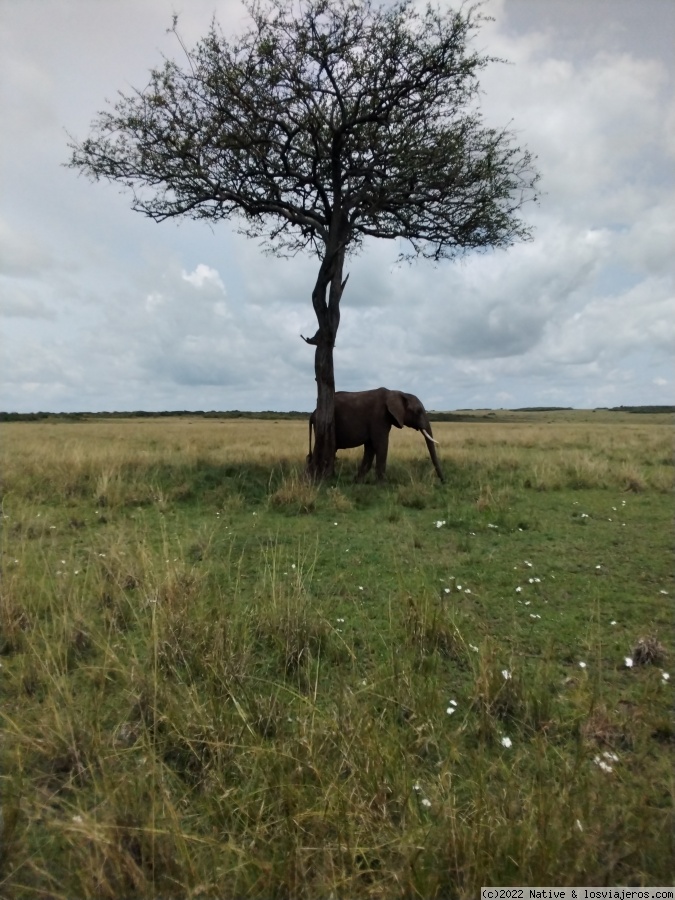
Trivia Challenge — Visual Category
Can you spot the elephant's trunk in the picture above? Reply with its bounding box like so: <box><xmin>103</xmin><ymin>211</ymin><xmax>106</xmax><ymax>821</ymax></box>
<box><xmin>421</xmin><ymin>425</ymin><xmax>444</xmax><ymax>482</ymax></box>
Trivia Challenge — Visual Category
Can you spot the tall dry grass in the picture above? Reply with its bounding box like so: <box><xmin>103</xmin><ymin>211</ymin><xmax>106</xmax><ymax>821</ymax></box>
<box><xmin>2</xmin><ymin>417</ymin><xmax>671</xmax><ymax>502</ymax></box>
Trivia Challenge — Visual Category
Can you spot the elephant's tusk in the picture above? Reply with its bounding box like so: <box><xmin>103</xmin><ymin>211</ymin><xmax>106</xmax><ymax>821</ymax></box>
<box><xmin>422</xmin><ymin>429</ymin><xmax>439</xmax><ymax>445</ymax></box>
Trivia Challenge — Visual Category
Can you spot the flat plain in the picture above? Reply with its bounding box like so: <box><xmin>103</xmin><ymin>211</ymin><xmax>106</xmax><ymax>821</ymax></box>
<box><xmin>1</xmin><ymin>411</ymin><xmax>673</xmax><ymax>898</ymax></box>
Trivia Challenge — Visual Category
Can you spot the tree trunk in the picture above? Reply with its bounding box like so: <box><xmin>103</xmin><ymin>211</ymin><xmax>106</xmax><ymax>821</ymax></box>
<box><xmin>311</xmin><ymin>335</ymin><xmax>337</xmax><ymax>478</ymax></box>
<box><xmin>306</xmin><ymin>241</ymin><xmax>347</xmax><ymax>479</ymax></box>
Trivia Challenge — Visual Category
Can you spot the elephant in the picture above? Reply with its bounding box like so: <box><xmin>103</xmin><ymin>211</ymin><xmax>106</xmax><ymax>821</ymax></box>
<box><xmin>308</xmin><ymin>387</ymin><xmax>444</xmax><ymax>482</ymax></box>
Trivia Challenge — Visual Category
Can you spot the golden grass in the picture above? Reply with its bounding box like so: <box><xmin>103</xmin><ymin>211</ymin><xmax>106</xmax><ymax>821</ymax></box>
<box><xmin>0</xmin><ymin>416</ymin><xmax>669</xmax><ymax>459</ymax></box>
<box><xmin>1</xmin><ymin>416</ymin><xmax>672</xmax><ymax>501</ymax></box>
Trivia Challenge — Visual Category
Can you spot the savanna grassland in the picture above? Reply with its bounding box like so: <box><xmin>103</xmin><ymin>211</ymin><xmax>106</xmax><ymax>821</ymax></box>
<box><xmin>1</xmin><ymin>411</ymin><xmax>673</xmax><ymax>898</ymax></box>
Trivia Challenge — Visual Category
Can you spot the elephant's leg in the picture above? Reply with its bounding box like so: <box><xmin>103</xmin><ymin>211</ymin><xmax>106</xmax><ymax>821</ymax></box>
<box><xmin>374</xmin><ymin>438</ymin><xmax>389</xmax><ymax>481</ymax></box>
<box><xmin>356</xmin><ymin>442</ymin><xmax>375</xmax><ymax>482</ymax></box>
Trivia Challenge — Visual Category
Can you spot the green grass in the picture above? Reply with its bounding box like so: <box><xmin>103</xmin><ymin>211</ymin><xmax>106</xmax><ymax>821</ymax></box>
<box><xmin>0</xmin><ymin>416</ymin><xmax>673</xmax><ymax>898</ymax></box>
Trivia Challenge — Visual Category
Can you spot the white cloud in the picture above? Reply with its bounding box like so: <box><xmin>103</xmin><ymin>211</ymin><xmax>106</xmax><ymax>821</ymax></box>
<box><xmin>542</xmin><ymin>277</ymin><xmax>675</xmax><ymax>365</ymax></box>
<box><xmin>181</xmin><ymin>264</ymin><xmax>226</xmax><ymax>292</ymax></box>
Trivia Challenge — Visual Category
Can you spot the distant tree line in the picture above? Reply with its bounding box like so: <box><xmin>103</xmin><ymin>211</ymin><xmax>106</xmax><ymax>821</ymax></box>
<box><xmin>605</xmin><ymin>405</ymin><xmax>675</xmax><ymax>414</ymax></box>
<box><xmin>512</xmin><ymin>406</ymin><xmax>573</xmax><ymax>412</ymax></box>
<box><xmin>1</xmin><ymin>405</ymin><xmax>672</xmax><ymax>423</ymax></box>
<box><xmin>0</xmin><ymin>410</ymin><xmax>309</xmax><ymax>422</ymax></box>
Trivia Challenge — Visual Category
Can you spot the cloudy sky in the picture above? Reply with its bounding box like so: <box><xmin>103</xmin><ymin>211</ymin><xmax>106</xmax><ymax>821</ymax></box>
<box><xmin>1</xmin><ymin>0</ymin><xmax>673</xmax><ymax>413</ymax></box>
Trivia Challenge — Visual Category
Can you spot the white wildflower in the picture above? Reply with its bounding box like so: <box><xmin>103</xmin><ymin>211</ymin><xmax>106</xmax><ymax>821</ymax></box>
<box><xmin>662</xmin><ymin>672</ymin><xmax>670</xmax><ymax>682</ymax></box>
<box><xmin>421</xmin><ymin>797</ymin><xmax>432</xmax><ymax>808</ymax></box>
<box><xmin>501</xmin><ymin>669</ymin><xmax>511</xmax><ymax>681</ymax></box>
<box><xmin>624</xmin><ymin>657</ymin><xmax>633</xmax><ymax>668</ymax></box>
<box><xmin>501</xmin><ymin>736</ymin><xmax>512</xmax><ymax>749</ymax></box>
<box><xmin>579</xmin><ymin>661</ymin><xmax>587</xmax><ymax>669</ymax></box>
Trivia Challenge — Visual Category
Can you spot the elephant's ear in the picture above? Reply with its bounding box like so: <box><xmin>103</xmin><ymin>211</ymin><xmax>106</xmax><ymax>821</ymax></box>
<box><xmin>386</xmin><ymin>392</ymin><xmax>406</xmax><ymax>429</ymax></box>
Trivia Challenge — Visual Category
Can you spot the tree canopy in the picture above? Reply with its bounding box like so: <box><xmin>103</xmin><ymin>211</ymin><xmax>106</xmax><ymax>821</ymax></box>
<box><xmin>69</xmin><ymin>0</ymin><xmax>539</xmax><ymax>476</ymax></box>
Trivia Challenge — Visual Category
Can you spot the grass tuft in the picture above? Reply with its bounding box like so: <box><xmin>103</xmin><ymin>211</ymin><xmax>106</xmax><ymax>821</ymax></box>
<box><xmin>326</xmin><ymin>486</ymin><xmax>353</xmax><ymax>511</ymax></box>
<box><xmin>405</xmin><ymin>594</ymin><xmax>466</xmax><ymax>662</ymax></box>
<box><xmin>631</xmin><ymin>635</ymin><xmax>666</xmax><ymax>666</ymax></box>
<box><xmin>269</xmin><ymin>473</ymin><xmax>318</xmax><ymax>513</ymax></box>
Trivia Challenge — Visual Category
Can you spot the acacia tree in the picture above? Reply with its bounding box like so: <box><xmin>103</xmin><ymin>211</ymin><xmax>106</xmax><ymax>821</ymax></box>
<box><xmin>69</xmin><ymin>0</ymin><xmax>538</xmax><ymax>477</ymax></box>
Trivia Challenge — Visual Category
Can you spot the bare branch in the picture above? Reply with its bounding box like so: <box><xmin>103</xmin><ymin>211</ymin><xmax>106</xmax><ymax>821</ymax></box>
<box><xmin>68</xmin><ymin>0</ymin><xmax>538</xmax><ymax>262</ymax></box>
